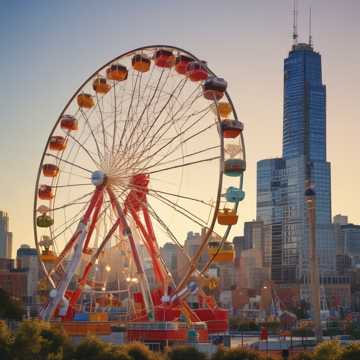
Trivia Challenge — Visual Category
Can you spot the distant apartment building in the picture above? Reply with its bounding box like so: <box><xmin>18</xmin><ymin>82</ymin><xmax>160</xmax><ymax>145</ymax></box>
<box><xmin>16</xmin><ymin>244</ymin><xmax>40</xmax><ymax>307</ymax></box>
<box><xmin>0</xmin><ymin>211</ymin><xmax>12</xmax><ymax>258</ymax></box>
<box><xmin>160</xmin><ymin>242</ymin><xmax>181</xmax><ymax>282</ymax></box>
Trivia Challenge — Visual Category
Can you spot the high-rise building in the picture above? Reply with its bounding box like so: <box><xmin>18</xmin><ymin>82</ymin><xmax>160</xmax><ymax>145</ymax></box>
<box><xmin>0</xmin><ymin>211</ymin><xmax>12</xmax><ymax>258</ymax></box>
<box><xmin>257</xmin><ymin>30</ymin><xmax>336</xmax><ymax>284</ymax></box>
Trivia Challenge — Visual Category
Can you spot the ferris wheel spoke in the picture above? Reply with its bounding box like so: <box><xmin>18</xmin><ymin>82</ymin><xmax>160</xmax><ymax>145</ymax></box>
<box><xmin>116</xmin><ymin>73</ymin><xmax>140</xmax><ymax>153</ymax></box>
<box><xmin>122</xmin><ymin>103</ymin><xmax>210</xmax><ymax>173</ymax></box>
<box><xmin>141</xmin><ymin>145</ymin><xmax>220</xmax><ymax>173</ymax></box>
<box><xmin>135</xmin><ymin>109</ymin><xmax>213</xmax><ymax>170</ymax></box>
<box><xmin>129</xmin><ymin>77</ymin><xmax>188</xmax><ymax>160</ymax></box>
<box><xmin>45</xmin><ymin>153</ymin><xmax>93</xmax><ymax>174</ymax></box>
<box><xmin>65</xmin><ymin>131</ymin><xmax>100</xmax><ymax>167</ymax></box>
<box><xmin>94</xmin><ymin>92</ymin><xmax>109</xmax><ymax>155</ymax></box>
<box><xmin>122</xmin><ymin>70</ymin><xmax>165</xmax><ymax>154</ymax></box>
<box><xmin>79</xmin><ymin>108</ymin><xmax>103</xmax><ymax>162</ymax></box>
<box><xmin>145</xmin><ymin>155</ymin><xmax>220</xmax><ymax>176</ymax></box>
<box><xmin>149</xmin><ymin>191</ymin><xmax>207</xmax><ymax>225</ymax></box>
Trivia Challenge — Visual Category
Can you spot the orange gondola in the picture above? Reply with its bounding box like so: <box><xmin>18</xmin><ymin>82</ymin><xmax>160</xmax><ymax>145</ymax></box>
<box><xmin>106</xmin><ymin>64</ymin><xmax>128</xmax><ymax>81</ymax></box>
<box><xmin>186</xmin><ymin>61</ymin><xmax>208</xmax><ymax>82</ymax></box>
<box><xmin>132</xmin><ymin>54</ymin><xmax>151</xmax><ymax>72</ymax></box>
<box><xmin>60</xmin><ymin>115</ymin><xmax>78</xmax><ymax>131</ymax></box>
<box><xmin>38</xmin><ymin>185</ymin><xmax>54</xmax><ymax>200</ymax></box>
<box><xmin>215</xmin><ymin>102</ymin><xmax>232</xmax><ymax>118</ymax></box>
<box><xmin>217</xmin><ymin>208</ymin><xmax>238</xmax><ymax>225</ymax></box>
<box><xmin>49</xmin><ymin>136</ymin><xmax>67</xmax><ymax>151</ymax></box>
<box><xmin>77</xmin><ymin>93</ymin><xmax>94</xmax><ymax>109</ymax></box>
<box><xmin>42</xmin><ymin>164</ymin><xmax>59</xmax><ymax>177</ymax></box>
<box><xmin>92</xmin><ymin>77</ymin><xmax>111</xmax><ymax>94</ymax></box>
<box><xmin>175</xmin><ymin>55</ymin><xmax>193</xmax><ymax>75</ymax></box>
<box><xmin>154</xmin><ymin>49</ymin><xmax>175</xmax><ymax>68</ymax></box>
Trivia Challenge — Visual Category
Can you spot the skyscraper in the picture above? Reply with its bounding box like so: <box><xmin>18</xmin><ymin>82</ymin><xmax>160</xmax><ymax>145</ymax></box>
<box><xmin>257</xmin><ymin>25</ymin><xmax>335</xmax><ymax>284</ymax></box>
<box><xmin>0</xmin><ymin>211</ymin><xmax>12</xmax><ymax>258</ymax></box>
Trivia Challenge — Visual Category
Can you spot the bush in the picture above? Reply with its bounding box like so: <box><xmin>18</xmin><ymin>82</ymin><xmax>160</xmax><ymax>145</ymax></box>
<box><xmin>0</xmin><ymin>321</ymin><xmax>12</xmax><ymax>360</ymax></box>
<box><xmin>123</xmin><ymin>342</ymin><xmax>160</xmax><ymax>360</ymax></box>
<box><xmin>211</xmin><ymin>346</ymin><xmax>264</xmax><ymax>360</ymax></box>
<box><xmin>340</xmin><ymin>343</ymin><xmax>360</xmax><ymax>360</ymax></box>
<box><xmin>312</xmin><ymin>340</ymin><xmax>342</xmax><ymax>360</ymax></box>
<box><xmin>10</xmin><ymin>320</ymin><xmax>73</xmax><ymax>360</ymax></box>
<box><xmin>166</xmin><ymin>345</ymin><xmax>207</xmax><ymax>360</ymax></box>
<box><xmin>0</xmin><ymin>288</ymin><xmax>24</xmax><ymax>320</ymax></box>
<box><xmin>290</xmin><ymin>352</ymin><xmax>313</xmax><ymax>360</ymax></box>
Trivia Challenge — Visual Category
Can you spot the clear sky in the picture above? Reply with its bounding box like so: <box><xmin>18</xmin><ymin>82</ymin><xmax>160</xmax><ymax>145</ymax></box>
<box><xmin>1</xmin><ymin>0</ymin><xmax>359</xmax><ymax>257</ymax></box>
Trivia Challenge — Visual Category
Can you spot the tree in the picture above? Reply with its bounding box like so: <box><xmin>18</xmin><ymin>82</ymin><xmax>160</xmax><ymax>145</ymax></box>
<box><xmin>211</xmin><ymin>347</ymin><xmax>263</xmax><ymax>360</ymax></box>
<box><xmin>0</xmin><ymin>321</ymin><xmax>12</xmax><ymax>360</ymax></box>
<box><xmin>166</xmin><ymin>345</ymin><xmax>207</xmax><ymax>360</ymax></box>
<box><xmin>11</xmin><ymin>319</ymin><xmax>72</xmax><ymax>360</ymax></box>
<box><xmin>340</xmin><ymin>343</ymin><xmax>360</xmax><ymax>360</ymax></box>
<box><xmin>124</xmin><ymin>342</ymin><xmax>160</xmax><ymax>360</ymax></box>
<box><xmin>0</xmin><ymin>288</ymin><xmax>24</xmax><ymax>320</ymax></box>
<box><xmin>312</xmin><ymin>340</ymin><xmax>342</xmax><ymax>360</ymax></box>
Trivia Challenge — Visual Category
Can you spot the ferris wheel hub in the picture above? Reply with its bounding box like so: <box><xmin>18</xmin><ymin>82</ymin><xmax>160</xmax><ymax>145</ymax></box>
<box><xmin>91</xmin><ymin>170</ymin><xmax>107</xmax><ymax>186</ymax></box>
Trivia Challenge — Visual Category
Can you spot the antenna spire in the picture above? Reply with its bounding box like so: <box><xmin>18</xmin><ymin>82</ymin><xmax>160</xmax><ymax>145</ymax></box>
<box><xmin>309</xmin><ymin>7</ymin><xmax>313</xmax><ymax>47</ymax></box>
<box><xmin>292</xmin><ymin>0</ymin><xmax>298</xmax><ymax>45</ymax></box>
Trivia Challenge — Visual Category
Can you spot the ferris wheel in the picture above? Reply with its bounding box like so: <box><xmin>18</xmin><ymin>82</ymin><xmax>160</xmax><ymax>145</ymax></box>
<box><xmin>34</xmin><ymin>45</ymin><xmax>245</xmax><ymax>325</ymax></box>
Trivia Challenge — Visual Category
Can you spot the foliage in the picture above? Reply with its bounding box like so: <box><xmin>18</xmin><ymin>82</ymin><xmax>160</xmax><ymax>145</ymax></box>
<box><xmin>211</xmin><ymin>346</ymin><xmax>265</xmax><ymax>360</ymax></box>
<box><xmin>340</xmin><ymin>343</ymin><xmax>360</xmax><ymax>360</ymax></box>
<box><xmin>123</xmin><ymin>342</ymin><xmax>160</xmax><ymax>360</ymax></box>
<box><xmin>0</xmin><ymin>321</ymin><xmax>12</xmax><ymax>360</ymax></box>
<box><xmin>290</xmin><ymin>352</ymin><xmax>313</xmax><ymax>360</ymax></box>
<box><xmin>312</xmin><ymin>340</ymin><xmax>342</xmax><ymax>360</ymax></box>
<box><xmin>10</xmin><ymin>319</ymin><xmax>73</xmax><ymax>360</ymax></box>
<box><xmin>166</xmin><ymin>345</ymin><xmax>207</xmax><ymax>360</ymax></box>
<box><xmin>0</xmin><ymin>288</ymin><xmax>24</xmax><ymax>320</ymax></box>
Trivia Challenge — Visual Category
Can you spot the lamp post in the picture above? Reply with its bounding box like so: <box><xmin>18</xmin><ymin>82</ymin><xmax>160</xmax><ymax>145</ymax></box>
<box><xmin>305</xmin><ymin>187</ymin><xmax>322</xmax><ymax>343</ymax></box>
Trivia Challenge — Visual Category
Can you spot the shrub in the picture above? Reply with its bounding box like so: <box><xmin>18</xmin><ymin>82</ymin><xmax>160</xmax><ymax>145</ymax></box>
<box><xmin>123</xmin><ymin>342</ymin><xmax>160</xmax><ymax>360</ymax></box>
<box><xmin>340</xmin><ymin>343</ymin><xmax>360</xmax><ymax>360</ymax></box>
<box><xmin>10</xmin><ymin>320</ymin><xmax>72</xmax><ymax>360</ymax></box>
<box><xmin>211</xmin><ymin>346</ymin><xmax>264</xmax><ymax>360</ymax></box>
<box><xmin>0</xmin><ymin>321</ymin><xmax>12</xmax><ymax>360</ymax></box>
<box><xmin>166</xmin><ymin>345</ymin><xmax>207</xmax><ymax>360</ymax></box>
<box><xmin>290</xmin><ymin>351</ymin><xmax>313</xmax><ymax>360</ymax></box>
<box><xmin>312</xmin><ymin>340</ymin><xmax>342</xmax><ymax>360</ymax></box>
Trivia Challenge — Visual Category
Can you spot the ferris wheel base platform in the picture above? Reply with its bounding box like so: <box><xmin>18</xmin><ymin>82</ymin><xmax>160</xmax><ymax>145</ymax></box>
<box><xmin>127</xmin><ymin>321</ymin><xmax>209</xmax><ymax>342</ymax></box>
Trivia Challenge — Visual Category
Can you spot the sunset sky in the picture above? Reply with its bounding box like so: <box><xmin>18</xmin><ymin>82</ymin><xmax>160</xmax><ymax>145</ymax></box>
<box><xmin>1</xmin><ymin>0</ymin><xmax>359</xmax><ymax>256</ymax></box>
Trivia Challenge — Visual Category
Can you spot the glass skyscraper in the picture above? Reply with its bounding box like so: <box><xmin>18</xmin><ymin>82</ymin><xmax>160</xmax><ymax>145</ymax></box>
<box><xmin>257</xmin><ymin>41</ymin><xmax>335</xmax><ymax>284</ymax></box>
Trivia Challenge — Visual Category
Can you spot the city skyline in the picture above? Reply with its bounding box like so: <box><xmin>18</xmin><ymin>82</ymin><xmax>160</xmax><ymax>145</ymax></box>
<box><xmin>1</xmin><ymin>0</ymin><xmax>360</xmax><ymax>256</ymax></box>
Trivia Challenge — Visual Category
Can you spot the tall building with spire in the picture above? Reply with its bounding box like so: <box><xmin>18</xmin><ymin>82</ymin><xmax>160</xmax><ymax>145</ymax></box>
<box><xmin>256</xmin><ymin>11</ymin><xmax>335</xmax><ymax>284</ymax></box>
<box><xmin>0</xmin><ymin>211</ymin><xmax>12</xmax><ymax>259</ymax></box>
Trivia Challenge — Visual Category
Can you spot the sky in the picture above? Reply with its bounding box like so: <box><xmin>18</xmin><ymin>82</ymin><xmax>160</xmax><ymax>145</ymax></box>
<box><xmin>0</xmin><ymin>0</ymin><xmax>359</xmax><ymax>257</ymax></box>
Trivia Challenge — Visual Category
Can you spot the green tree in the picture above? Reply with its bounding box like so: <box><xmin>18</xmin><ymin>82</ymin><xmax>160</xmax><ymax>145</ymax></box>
<box><xmin>11</xmin><ymin>319</ymin><xmax>72</xmax><ymax>360</ymax></box>
<box><xmin>124</xmin><ymin>342</ymin><xmax>160</xmax><ymax>360</ymax></box>
<box><xmin>340</xmin><ymin>343</ymin><xmax>360</xmax><ymax>360</ymax></box>
<box><xmin>0</xmin><ymin>321</ymin><xmax>12</xmax><ymax>360</ymax></box>
<box><xmin>0</xmin><ymin>288</ymin><xmax>24</xmax><ymax>320</ymax></box>
<box><xmin>166</xmin><ymin>345</ymin><xmax>207</xmax><ymax>360</ymax></box>
<box><xmin>212</xmin><ymin>346</ymin><xmax>263</xmax><ymax>360</ymax></box>
<box><xmin>312</xmin><ymin>340</ymin><xmax>342</xmax><ymax>360</ymax></box>
<box><xmin>290</xmin><ymin>352</ymin><xmax>313</xmax><ymax>360</ymax></box>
